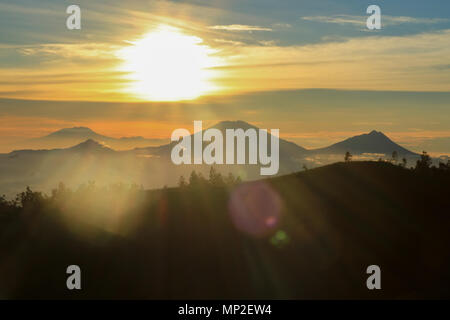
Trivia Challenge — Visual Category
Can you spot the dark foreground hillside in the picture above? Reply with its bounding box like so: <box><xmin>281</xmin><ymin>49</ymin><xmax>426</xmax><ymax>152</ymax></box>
<box><xmin>1</xmin><ymin>161</ymin><xmax>450</xmax><ymax>299</ymax></box>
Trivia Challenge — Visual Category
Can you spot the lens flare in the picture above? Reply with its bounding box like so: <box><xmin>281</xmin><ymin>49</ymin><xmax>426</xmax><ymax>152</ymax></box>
<box><xmin>228</xmin><ymin>181</ymin><xmax>283</xmax><ymax>237</ymax></box>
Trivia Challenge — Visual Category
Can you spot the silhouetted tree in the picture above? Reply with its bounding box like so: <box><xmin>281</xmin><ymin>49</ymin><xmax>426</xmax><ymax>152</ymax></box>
<box><xmin>0</xmin><ymin>194</ymin><xmax>17</xmax><ymax>216</ymax></box>
<box><xmin>415</xmin><ymin>151</ymin><xmax>432</xmax><ymax>171</ymax></box>
<box><xmin>224</xmin><ymin>172</ymin><xmax>236</xmax><ymax>186</ymax></box>
<box><xmin>0</xmin><ymin>194</ymin><xmax>8</xmax><ymax>210</ymax></box>
<box><xmin>439</xmin><ymin>160</ymin><xmax>450</xmax><ymax>171</ymax></box>
<box><xmin>189</xmin><ymin>171</ymin><xmax>199</xmax><ymax>186</ymax></box>
<box><xmin>209</xmin><ymin>167</ymin><xmax>224</xmax><ymax>186</ymax></box>
<box><xmin>392</xmin><ymin>151</ymin><xmax>398</xmax><ymax>164</ymax></box>
<box><xmin>223</xmin><ymin>172</ymin><xmax>242</xmax><ymax>186</ymax></box>
<box><xmin>16</xmin><ymin>186</ymin><xmax>43</xmax><ymax>207</ymax></box>
<box><xmin>12</xmin><ymin>186</ymin><xmax>45</xmax><ymax>215</ymax></box>
<box><xmin>188</xmin><ymin>171</ymin><xmax>207</xmax><ymax>187</ymax></box>
<box><xmin>344</xmin><ymin>151</ymin><xmax>352</xmax><ymax>162</ymax></box>
<box><xmin>178</xmin><ymin>175</ymin><xmax>187</xmax><ymax>187</ymax></box>
<box><xmin>51</xmin><ymin>182</ymin><xmax>70</xmax><ymax>201</ymax></box>
<box><xmin>402</xmin><ymin>157</ymin><xmax>407</xmax><ymax>168</ymax></box>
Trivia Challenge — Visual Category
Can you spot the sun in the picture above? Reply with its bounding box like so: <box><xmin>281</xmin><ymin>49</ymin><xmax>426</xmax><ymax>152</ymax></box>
<box><xmin>118</xmin><ymin>25</ymin><xmax>221</xmax><ymax>101</ymax></box>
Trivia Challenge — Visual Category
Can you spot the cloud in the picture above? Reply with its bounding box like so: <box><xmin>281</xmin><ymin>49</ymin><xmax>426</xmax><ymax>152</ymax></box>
<box><xmin>388</xmin><ymin>131</ymin><xmax>450</xmax><ymax>156</ymax></box>
<box><xmin>213</xmin><ymin>29</ymin><xmax>450</xmax><ymax>92</ymax></box>
<box><xmin>302</xmin><ymin>15</ymin><xmax>366</xmax><ymax>26</ymax></box>
<box><xmin>259</xmin><ymin>40</ymin><xmax>278</xmax><ymax>46</ymax></box>
<box><xmin>3</xmin><ymin>29</ymin><xmax>450</xmax><ymax>101</ymax></box>
<box><xmin>301</xmin><ymin>15</ymin><xmax>449</xmax><ymax>27</ymax></box>
<box><xmin>213</xmin><ymin>39</ymin><xmax>245</xmax><ymax>46</ymax></box>
<box><xmin>209</xmin><ymin>24</ymin><xmax>272</xmax><ymax>31</ymax></box>
<box><xmin>272</xmin><ymin>23</ymin><xmax>292</xmax><ymax>29</ymax></box>
<box><xmin>17</xmin><ymin>43</ymin><xmax>120</xmax><ymax>59</ymax></box>
<box><xmin>0</xmin><ymin>2</ymin><xmax>59</xmax><ymax>17</ymax></box>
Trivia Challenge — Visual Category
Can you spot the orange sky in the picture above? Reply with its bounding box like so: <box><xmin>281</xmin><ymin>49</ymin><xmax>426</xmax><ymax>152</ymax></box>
<box><xmin>0</xmin><ymin>1</ymin><xmax>449</xmax><ymax>155</ymax></box>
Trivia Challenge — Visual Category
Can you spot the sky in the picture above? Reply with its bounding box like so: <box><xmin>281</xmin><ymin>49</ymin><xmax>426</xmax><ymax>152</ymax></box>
<box><xmin>0</xmin><ymin>0</ymin><xmax>449</xmax><ymax>154</ymax></box>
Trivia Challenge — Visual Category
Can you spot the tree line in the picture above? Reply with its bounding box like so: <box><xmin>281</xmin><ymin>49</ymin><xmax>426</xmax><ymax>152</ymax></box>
<box><xmin>344</xmin><ymin>150</ymin><xmax>450</xmax><ymax>171</ymax></box>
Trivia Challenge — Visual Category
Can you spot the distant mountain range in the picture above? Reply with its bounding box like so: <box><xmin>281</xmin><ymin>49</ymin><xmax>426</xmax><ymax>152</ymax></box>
<box><xmin>134</xmin><ymin>120</ymin><xmax>307</xmax><ymax>164</ymax></box>
<box><xmin>0</xmin><ymin>121</ymin><xmax>421</xmax><ymax>197</ymax></box>
<box><xmin>132</xmin><ymin>120</ymin><xmax>417</xmax><ymax>159</ymax></box>
<box><xmin>14</xmin><ymin>122</ymin><xmax>417</xmax><ymax>156</ymax></box>
<box><xmin>26</xmin><ymin>126</ymin><xmax>167</xmax><ymax>150</ymax></box>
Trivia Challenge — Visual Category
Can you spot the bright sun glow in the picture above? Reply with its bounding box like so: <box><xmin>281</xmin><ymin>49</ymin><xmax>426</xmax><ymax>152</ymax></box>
<box><xmin>118</xmin><ymin>25</ymin><xmax>221</xmax><ymax>101</ymax></box>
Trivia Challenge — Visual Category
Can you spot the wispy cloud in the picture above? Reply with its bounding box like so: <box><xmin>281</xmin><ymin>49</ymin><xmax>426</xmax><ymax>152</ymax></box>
<box><xmin>258</xmin><ymin>40</ymin><xmax>278</xmax><ymax>46</ymax></box>
<box><xmin>209</xmin><ymin>24</ymin><xmax>272</xmax><ymax>32</ymax></box>
<box><xmin>213</xmin><ymin>39</ymin><xmax>245</xmax><ymax>46</ymax></box>
<box><xmin>0</xmin><ymin>2</ymin><xmax>60</xmax><ymax>17</ymax></box>
<box><xmin>214</xmin><ymin>29</ymin><xmax>450</xmax><ymax>92</ymax></box>
<box><xmin>3</xmin><ymin>29</ymin><xmax>450</xmax><ymax>101</ymax></box>
<box><xmin>301</xmin><ymin>15</ymin><xmax>449</xmax><ymax>26</ymax></box>
<box><xmin>272</xmin><ymin>23</ymin><xmax>292</xmax><ymax>29</ymax></box>
<box><xmin>17</xmin><ymin>43</ymin><xmax>120</xmax><ymax>59</ymax></box>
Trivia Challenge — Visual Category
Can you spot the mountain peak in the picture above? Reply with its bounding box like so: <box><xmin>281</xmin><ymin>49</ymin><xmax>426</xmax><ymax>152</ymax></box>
<box><xmin>211</xmin><ymin>120</ymin><xmax>256</xmax><ymax>131</ymax></box>
<box><xmin>46</xmin><ymin>126</ymin><xmax>99</xmax><ymax>138</ymax></box>
<box><xmin>57</xmin><ymin>127</ymin><xmax>94</xmax><ymax>133</ymax></box>
<box><xmin>312</xmin><ymin>130</ymin><xmax>416</xmax><ymax>156</ymax></box>
<box><xmin>67</xmin><ymin>139</ymin><xmax>114</xmax><ymax>153</ymax></box>
<box><xmin>79</xmin><ymin>138</ymin><xmax>100</xmax><ymax>145</ymax></box>
<box><xmin>367</xmin><ymin>130</ymin><xmax>385</xmax><ymax>137</ymax></box>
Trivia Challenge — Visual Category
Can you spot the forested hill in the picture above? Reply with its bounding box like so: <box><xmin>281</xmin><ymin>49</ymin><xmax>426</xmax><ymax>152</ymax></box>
<box><xmin>1</xmin><ymin>161</ymin><xmax>450</xmax><ymax>299</ymax></box>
